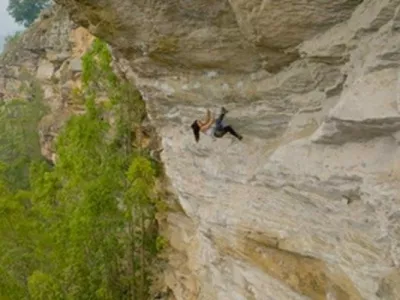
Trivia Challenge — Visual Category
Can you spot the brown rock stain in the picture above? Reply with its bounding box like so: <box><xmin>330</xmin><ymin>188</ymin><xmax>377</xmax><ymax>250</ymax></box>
<box><xmin>70</xmin><ymin>27</ymin><xmax>95</xmax><ymax>57</ymax></box>
<box><xmin>212</xmin><ymin>231</ymin><xmax>362</xmax><ymax>300</ymax></box>
<box><xmin>376</xmin><ymin>269</ymin><xmax>400</xmax><ymax>300</ymax></box>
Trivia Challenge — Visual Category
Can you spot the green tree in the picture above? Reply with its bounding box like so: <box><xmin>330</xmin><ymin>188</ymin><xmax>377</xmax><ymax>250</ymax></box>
<box><xmin>123</xmin><ymin>156</ymin><xmax>158</xmax><ymax>299</ymax></box>
<box><xmin>0</xmin><ymin>38</ymin><xmax>164</xmax><ymax>299</ymax></box>
<box><xmin>28</xmin><ymin>271</ymin><xmax>63</xmax><ymax>300</ymax></box>
<box><xmin>0</xmin><ymin>163</ymin><xmax>40</xmax><ymax>299</ymax></box>
<box><xmin>0</xmin><ymin>97</ymin><xmax>46</xmax><ymax>190</ymax></box>
<box><xmin>7</xmin><ymin>0</ymin><xmax>50</xmax><ymax>27</ymax></box>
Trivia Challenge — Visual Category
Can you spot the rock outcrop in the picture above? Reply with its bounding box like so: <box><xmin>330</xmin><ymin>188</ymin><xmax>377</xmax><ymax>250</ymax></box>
<box><xmin>4</xmin><ymin>0</ymin><xmax>400</xmax><ymax>299</ymax></box>
<box><xmin>0</xmin><ymin>6</ymin><xmax>94</xmax><ymax>162</ymax></box>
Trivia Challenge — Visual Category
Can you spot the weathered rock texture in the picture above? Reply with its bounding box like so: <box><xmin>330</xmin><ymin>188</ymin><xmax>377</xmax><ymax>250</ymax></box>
<box><xmin>10</xmin><ymin>0</ymin><xmax>400</xmax><ymax>299</ymax></box>
<box><xmin>0</xmin><ymin>6</ymin><xmax>94</xmax><ymax>162</ymax></box>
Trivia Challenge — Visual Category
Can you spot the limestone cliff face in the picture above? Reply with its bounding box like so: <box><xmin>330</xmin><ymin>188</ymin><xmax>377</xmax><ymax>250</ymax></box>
<box><xmin>8</xmin><ymin>0</ymin><xmax>400</xmax><ymax>299</ymax></box>
<box><xmin>0</xmin><ymin>6</ymin><xmax>94</xmax><ymax>162</ymax></box>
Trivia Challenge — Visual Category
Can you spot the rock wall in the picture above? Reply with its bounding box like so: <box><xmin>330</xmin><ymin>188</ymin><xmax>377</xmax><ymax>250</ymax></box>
<box><xmin>0</xmin><ymin>6</ymin><xmax>94</xmax><ymax>162</ymax></box>
<box><xmin>9</xmin><ymin>0</ymin><xmax>400</xmax><ymax>299</ymax></box>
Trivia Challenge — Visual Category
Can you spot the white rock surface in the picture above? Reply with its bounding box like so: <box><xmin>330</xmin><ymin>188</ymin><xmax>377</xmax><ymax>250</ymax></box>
<box><xmin>36</xmin><ymin>60</ymin><xmax>55</xmax><ymax>80</ymax></box>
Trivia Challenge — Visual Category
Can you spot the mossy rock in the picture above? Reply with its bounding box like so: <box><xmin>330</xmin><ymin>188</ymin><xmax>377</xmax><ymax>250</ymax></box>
<box><xmin>154</xmin><ymin>36</ymin><xmax>179</xmax><ymax>54</ymax></box>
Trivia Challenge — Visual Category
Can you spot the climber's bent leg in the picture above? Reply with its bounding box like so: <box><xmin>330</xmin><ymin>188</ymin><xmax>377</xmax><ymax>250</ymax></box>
<box><xmin>215</xmin><ymin>113</ymin><xmax>226</xmax><ymax>129</ymax></box>
<box><xmin>224</xmin><ymin>125</ymin><xmax>242</xmax><ymax>140</ymax></box>
<box><xmin>214</xmin><ymin>125</ymin><xmax>242</xmax><ymax>140</ymax></box>
<box><xmin>215</xmin><ymin>107</ymin><xmax>229</xmax><ymax>131</ymax></box>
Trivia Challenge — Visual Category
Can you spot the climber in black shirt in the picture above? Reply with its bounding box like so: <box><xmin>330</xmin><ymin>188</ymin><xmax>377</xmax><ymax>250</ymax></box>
<box><xmin>191</xmin><ymin>107</ymin><xmax>243</xmax><ymax>142</ymax></box>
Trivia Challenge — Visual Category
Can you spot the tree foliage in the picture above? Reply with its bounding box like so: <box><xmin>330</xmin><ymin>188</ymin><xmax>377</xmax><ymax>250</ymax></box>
<box><xmin>0</xmin><ymin>38</ymin><xmax>163</xmax><ymax>299</ymax></box>
<box><xmin>7</xmin><ymin>0</ymin><xmax>50</xmax><ymax>27</ymax></box>
<box><xmin>0</xmin><ymin>82</ymin><xmax>46</xmax><ymax>190</ymax></box>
